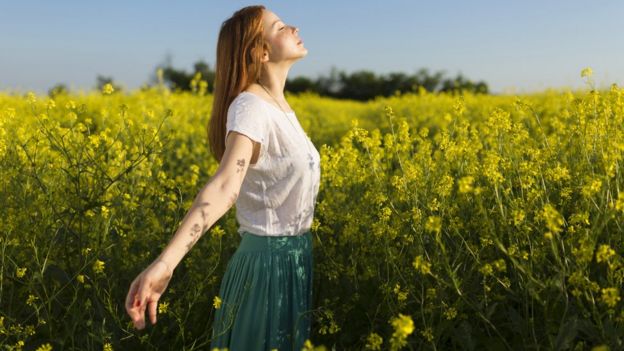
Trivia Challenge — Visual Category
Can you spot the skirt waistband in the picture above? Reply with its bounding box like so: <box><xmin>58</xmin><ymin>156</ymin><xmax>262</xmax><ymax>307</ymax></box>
<box><xmin>236</xmin><ymin>230</ymin><xmax>312</xmax><ymax>254</ymax></box>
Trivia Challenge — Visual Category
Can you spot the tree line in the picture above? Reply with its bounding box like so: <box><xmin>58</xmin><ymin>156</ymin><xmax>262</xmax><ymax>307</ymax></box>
<box><xmin>48</xmin><ymin>56</ymin><xmax>489</xmax><ymax>99</ymax></box>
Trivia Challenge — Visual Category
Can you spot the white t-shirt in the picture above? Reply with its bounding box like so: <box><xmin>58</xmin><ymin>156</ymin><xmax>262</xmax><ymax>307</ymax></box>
<box><xmin>225</xmin><ymin>91</ymin><xmax>321</xmax><ymax>237</ymax></box>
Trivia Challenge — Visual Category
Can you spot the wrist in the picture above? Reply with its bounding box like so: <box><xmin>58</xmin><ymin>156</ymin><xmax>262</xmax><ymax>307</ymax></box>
<box><xmin>155</xmin><ymin>259</ymin><xmax>174</xmax><ymax>274</ymax></box>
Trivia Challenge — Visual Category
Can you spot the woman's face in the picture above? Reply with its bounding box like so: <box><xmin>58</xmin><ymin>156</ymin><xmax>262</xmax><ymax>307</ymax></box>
<box><xmin>261</xmin><ymin>9</ymin><xmax>307</xmax><ymax>62</ymax></box>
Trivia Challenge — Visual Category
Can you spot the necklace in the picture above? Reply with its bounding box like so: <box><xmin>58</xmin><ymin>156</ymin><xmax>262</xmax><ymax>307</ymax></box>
<box><xmin>257</xmin><ymin>82</ymin><xmax>315</xmax><ymax>170</ymax></box>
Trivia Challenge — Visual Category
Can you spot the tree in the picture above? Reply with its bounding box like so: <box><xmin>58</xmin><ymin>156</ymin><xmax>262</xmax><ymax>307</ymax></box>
<box><xmin>143</xmin><ymin>53</ymin><xmax>489</xmax><ymax>98</ymax></box>
<box><xmin>286</xmin><ymin>76</ymin><xmax>317</xmax><ymax>94</ymax></box>
<box><xmin>147</xmin><ymin>52</ymin><xmax>215</xmax><ymax>93</ymax></box>
<box><xmin>48</xmin><ymin>83</ymin><xmax>69</xmax><ymax>98</ymax></box>
<box><xmin>95</xmin><ymin>75</ymin><xmax>122</xmax><ymax>93</ymax></box>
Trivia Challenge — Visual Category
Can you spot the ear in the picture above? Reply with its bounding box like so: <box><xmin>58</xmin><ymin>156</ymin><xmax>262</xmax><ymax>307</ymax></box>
<box><xmin>261</xmin><ymin>50</ymin><xmax>269</xmax><ymax>63</ymax></box>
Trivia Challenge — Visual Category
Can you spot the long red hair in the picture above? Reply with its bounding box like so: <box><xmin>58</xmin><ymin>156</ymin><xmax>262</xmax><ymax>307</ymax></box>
<box><xmin>208</xmin><ymin>5</ymin><xmax>270</xmax><ymax>163</ymax></box>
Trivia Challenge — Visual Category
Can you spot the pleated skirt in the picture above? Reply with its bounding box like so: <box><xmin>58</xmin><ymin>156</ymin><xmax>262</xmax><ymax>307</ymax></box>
<box><xmin>209</xmin><ymin>230</ymin><xmax>313</xmax><ymax>351</ymax></box>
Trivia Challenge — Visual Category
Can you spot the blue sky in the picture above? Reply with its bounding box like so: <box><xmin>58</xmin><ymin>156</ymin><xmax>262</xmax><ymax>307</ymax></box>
<box><xmin>1</xmin><ymin>0</ymin><xmax>622</xmax><ymax>95</ymax></box>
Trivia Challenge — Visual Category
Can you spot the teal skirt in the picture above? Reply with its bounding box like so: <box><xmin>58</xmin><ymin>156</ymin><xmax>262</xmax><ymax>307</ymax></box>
<box><xmin>209</xmin><ymin>230</ymin><xmax>313</xmax><ymax>351</ymax></box>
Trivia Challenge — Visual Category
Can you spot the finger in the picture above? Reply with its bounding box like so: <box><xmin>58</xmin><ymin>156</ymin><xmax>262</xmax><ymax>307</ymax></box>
<box><xmin>136</xmin><ymin>278</ymin><xmax>149</xmax><ymax>311</ymax></box>
<box><xmin>125</xmin><ymin>279</ymin><xmax>139</xmax><ymax>312</ymax></box>
<box><xmin>133</xmin><ymin>300</ymin><xmax>146</xmax><ymax>330</ymax></box>
<box><xmin>138</xmin><ymin>290</ymin><xmax>154</xmax><ymax>327</ymax></box>
<box><xmin>127</xmin><ymin>294</ymin><xmax>142</xmax><ymax>325</ymax></box>
<box><xmin>130</xmin><ymin>281</ymin><xmax>148</xmax><ymax>328</ymax></box>
<box><xmin>148</xmin><ymin>298</ymin><xmax>158</xmax><ymax>325</ymax></box>
<box><xmin>128</xmin><ymin>295</ymin><xmax>143</xmax><ymax>326</ymax></box>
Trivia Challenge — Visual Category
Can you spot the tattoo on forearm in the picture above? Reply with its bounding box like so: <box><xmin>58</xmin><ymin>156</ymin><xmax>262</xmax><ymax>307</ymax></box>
<box><xmin>184</xmin><ymin>201</ymin><xmax>211</xmax><ymax>253</ymax></box>
<box><xmin>197</xmin><ymin>201</ymin><xmax>211</xmax><ymax>232</ymax></box>
<box><xmin>236</xmin><ymin>158</ymin><xmax>245</xmax><ymax>173</ymax></box>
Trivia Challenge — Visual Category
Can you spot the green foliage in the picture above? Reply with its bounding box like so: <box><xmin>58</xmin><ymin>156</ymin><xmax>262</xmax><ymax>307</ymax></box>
<box><xmin>145</xmin><ymin>58</ymin><xmax>488</xmax><ymax>99</ymax></box>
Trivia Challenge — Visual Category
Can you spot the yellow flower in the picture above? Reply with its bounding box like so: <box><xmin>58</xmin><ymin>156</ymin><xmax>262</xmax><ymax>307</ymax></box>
<box><xmin>65</xmin><ymin>100</ymin><xmax>76</xmax><ymax>109</ymax></box>
<box><xmin>615</xmin><ymin>192</ymin><xmax>624</xmax><ymax>212</ymax></box>
<box><xmin>412</xmin><ymin>255</ymin><xmax>432</xmax><ymax>275</ymax></box>
<box><xmin>411</xmin><ymin>207</ymin><xmax>422</xmax><ymax>224</ymax></box>
<box><xmin>379</xmin><ymin>206</ymin><xmax>392</xmax><ymax>222</ymax></box>
<box><xmin>420</xmin><ymin>327</ymin><xmax>434</xmax><ymax>342</ymax></box>
<box><xmin>443</xmin><ymin>306</ymin><xmax>457</xmax><ymax>320</ymax></box>
<box><xmin>541</xmin><ymin>203</ymin><xmax>564</xmax><ymax>234</ymax></box>
<box><xmin>301</xmin><ymin>339</ymin><xmax>328</xmax><ymax>351</ymax></box>
<box><xmin>93</xmin><ymin>259</ymin><xmax>105</xmax><ymax>275</ymax></box>
<box><xmin>26</xmin><ymin>294</ymin><xmax>39</xmax><ymax>307</ymax></box>
<box><xmin>479</xmin><ymin>263</ymin><xmax>494</xmax><ymax>276</ymax></box>
<box><xmin>512</xmin><ymin>209</ymin><xmax>525</xmax><ymax>226</ymax></box>
<box><xmin>158</xmin><ymin>301</ymin><xmax>169</xmax><ymax>314</ymax></box>
<box><xmin>103</xmin><ymin>342</ymin><xmax>113</xmax><ymax>351</ymax></box>
<box><xmin>26</xmin><ymin>92</ymin><xmax>37</xmax><ymax>104</ymax></box>
<box><xmin>211</xmin><ymin>226</ymin><xmax>226</xmax><ymax>239</ymax></box>
<box><xmin>570</xmin><ymin>211</ymin><xmax>590</xmax><ymax>226</ymax></box>
<box><xmin>77</xmin><ymin>274</ymin><xmax>85</xmax><ymax>283</ymax></box>
<box><xmin>89</xmin><ymin>135</ymin><xmax>101</xmax><ymax>148</ymax></box>
<box><xmin>101</xmin><ymin>206</ymin><xmax>109</xmax><ymax>218</ymax></box>
<box><xmin>391</xmin><ymin>313</ymin><xmax>414</xmax><ymax>337</ymax></box>
<box><xmin>16</xmin><ymin>267</ymin><xmax>27</xmax><ymax>278</ymax></box>
<box><xmin>596</xmin><ymin>244</ymin><xmax>616</xmax><ymax>263</ymax></box>
<box><xmin>601</xmin><ymin>287</ymin><xmax>620</xmax><ymax>308</ymax></box>
<box><xmin>213</xmin><ymin>296</ymin><xmax>222</xmax><ymax>309</ymax></box>
<box><xmin>453</xmin><ymin>95</ymin><xmax>466</xmax><ymax>115</ymax></box>
<box><xmin>365</xmin><ymin>332</ymin><xmax>383</xmax><ymax>350</ymax></box>
<box><xmin>493</xmin><ymin>259</ymin><xmax>506</xmax><ymax>272</ymax></box>
<box><xmin>393</xmin><ymin>283</ymin><xmax>408</xmax><ymax>302</ymax></box>
<box><xmin>426</xmin><ymin>288</ymin><xmax>437</xmax><ymax>300</ymax></box>
<box><xmin>428</xmin><ymin>198</ymin><xmax>440</xmax><ymax>212</ymax></box>
<box><xmin>102</xmin><ymin>83</ymin><xmax>115</xmax><ymax>95</ymax></box>
<box><xmin>582</xmin><ymin>178</ymin><xmax>602</xmax><ymax>198</ymax></box>
<box><xmin>546</xmin><ymin>164</ymin><xmax>570</xmax><ymax>182</ymax></box>
<box><xmin>581</xmin><ymin>67</ymin><xmax>593</xmax><ymax>78</ymax></box>
<box><xmin>35</xmin><ymin>343</ymin><xmax>53</xmax><ymax>351</ymax></box>
<box><xmin>318</xmin><ymin>310</ymin><xmax>340</xmax><ymax>335</ymax></box>
<box><xmin>425</xmin><ymin>216</ymin><xmax>441</xmax><ymax>234</ymax></box>
<box><xmin>458</xmin><ymin>176</ymin><xmax>474</xmax><ymax>193</ymax></box>
<box><xmin>483</xmin><ymin>151</ymin><xmax>503</xmax><ymax>185</ymax></box>
<box><xmin>435</xmin><ymin>175</ymin><xmax>454</xmax><ymax>197</ymax></box>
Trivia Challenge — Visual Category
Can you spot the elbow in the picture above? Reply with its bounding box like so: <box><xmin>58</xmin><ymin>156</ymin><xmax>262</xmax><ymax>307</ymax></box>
<box><xmin>202</xmin><ymin>170</ymin><xmax>241</xmax><ymax>210</ymax></box>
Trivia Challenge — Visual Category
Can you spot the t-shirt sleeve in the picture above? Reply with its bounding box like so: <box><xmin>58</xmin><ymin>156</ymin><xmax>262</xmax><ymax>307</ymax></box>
<box><xmin>226</xmin><ymin>94</ymin><xmax>268</xmax><ymax>145</ymax></box>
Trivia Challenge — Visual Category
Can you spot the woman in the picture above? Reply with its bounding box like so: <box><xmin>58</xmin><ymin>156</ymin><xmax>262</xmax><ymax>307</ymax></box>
<box><xmin>125</xmin><ymin>4</ymin><xmax>320</xmax><ymax>351</ymax></box>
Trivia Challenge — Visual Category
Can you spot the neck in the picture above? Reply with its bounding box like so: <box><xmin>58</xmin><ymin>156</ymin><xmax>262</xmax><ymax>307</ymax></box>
<box><xmin>256</xmin><ymin>63</ymin><xmax>291</xmax><ymax>100</ymax></box>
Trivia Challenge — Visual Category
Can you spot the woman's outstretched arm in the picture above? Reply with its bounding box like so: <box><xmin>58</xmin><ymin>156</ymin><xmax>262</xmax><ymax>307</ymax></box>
<box><xmin>125</xmin><ymin>130</ymin><xmax>260</xmax><ymax>329</ymax></box>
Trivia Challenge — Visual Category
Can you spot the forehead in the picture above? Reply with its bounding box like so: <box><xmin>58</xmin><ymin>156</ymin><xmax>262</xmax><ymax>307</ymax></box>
<box><xmin>262</xmin><ymin>9</ymin><xmax>282</xmax><ymax>27</ymax></box>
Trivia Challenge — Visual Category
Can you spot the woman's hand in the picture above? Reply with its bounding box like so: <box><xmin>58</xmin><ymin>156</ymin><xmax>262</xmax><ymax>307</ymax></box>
<box><xmin>125</xmin><ymin>260</ymin><xmax>173</xmax><ymax>330</ymax></box>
